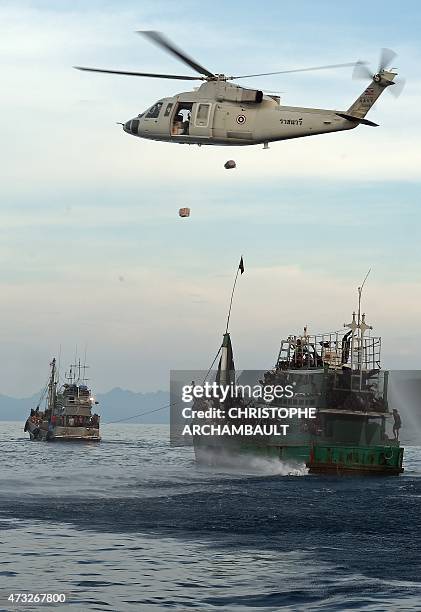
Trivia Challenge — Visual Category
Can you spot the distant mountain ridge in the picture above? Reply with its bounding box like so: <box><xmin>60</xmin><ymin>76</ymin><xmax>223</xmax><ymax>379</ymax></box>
<box><xmin>2</xmin><ymin>378</ymin><xmax>419</xmax><ymax>444</ymax></box>
<box><xmin>0</xmin><ymin>388</ymin><xmax>170</xmax><ymax>423</ymax></box>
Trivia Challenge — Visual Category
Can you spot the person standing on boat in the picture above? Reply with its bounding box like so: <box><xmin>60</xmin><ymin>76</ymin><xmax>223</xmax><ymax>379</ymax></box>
<box><xmin>392</xmin><ymin>409</ymin><xmax>402</xmax><ymax>440</ymax></box>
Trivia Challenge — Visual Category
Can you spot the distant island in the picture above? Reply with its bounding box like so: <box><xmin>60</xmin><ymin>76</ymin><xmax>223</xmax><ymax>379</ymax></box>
<box><xmin>0</xmin><ymin>387</ymin><xmax>170</xmax><ymax>424</ymax></box>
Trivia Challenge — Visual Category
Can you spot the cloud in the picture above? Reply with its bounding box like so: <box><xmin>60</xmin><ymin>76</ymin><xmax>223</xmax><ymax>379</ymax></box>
<box><xmin>0</xmin><ymin>263</ymin><xmax>420</xmax><ymax>395</ymax></box>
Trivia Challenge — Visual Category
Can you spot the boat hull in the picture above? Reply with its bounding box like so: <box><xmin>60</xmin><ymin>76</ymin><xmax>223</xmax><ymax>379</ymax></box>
<box><xmin>25</xmin><ymin>419</ymin><xmax>100</xmax><ymax>442</ymax></box>
<box><xmin>194</xmin><ymin>438</ymin><xmax>404</xmax><ymax>475</ymax></box>
<box><xmin>307</xmin><ymin>444</ymin><xmax>404</xmax><ymax>475</ymax></box>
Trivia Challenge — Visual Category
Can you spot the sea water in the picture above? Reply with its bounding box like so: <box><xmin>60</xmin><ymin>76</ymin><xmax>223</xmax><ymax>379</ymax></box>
<box><xmin>0</xmin><ymin>422</ymin><xmax>420</xmax><ymax>611</ymax></box>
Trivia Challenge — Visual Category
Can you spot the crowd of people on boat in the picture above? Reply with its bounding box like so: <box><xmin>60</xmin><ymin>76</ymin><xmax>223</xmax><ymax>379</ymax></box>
<box><xmin>28</xmin><ymin>407</ymin><xmax>99</xmax><ymax>428</ymax></box>
<box><xmin>51</xmin><ymin>414</ymin><xmax>100</xmax><ymax>428</ymax></box>
<box><xmin>29</xmin><ymin>407</ymin><xmax>44</xmax><ymax>424</ymax></box>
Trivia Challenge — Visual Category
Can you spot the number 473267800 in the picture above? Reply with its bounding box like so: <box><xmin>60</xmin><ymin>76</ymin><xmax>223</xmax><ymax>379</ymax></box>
<box><xmin>7</xmin><ymin>593</ymin><xmax>66</xmax><ymax>604</ymax></box>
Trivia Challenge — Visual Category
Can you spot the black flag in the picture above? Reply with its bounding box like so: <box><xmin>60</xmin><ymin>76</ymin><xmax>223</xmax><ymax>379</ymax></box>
<box><xmin>239</xmin><ymin>256</ymin><xmax>244</xmax><ymax>275</ymax></box>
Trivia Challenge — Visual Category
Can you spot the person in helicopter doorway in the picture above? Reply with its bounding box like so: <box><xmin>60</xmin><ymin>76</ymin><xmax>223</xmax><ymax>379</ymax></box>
<box><xmin>392</xmin><ymin>408</ymin><xmax>402</xmax><ymax>440</ymax></box>
<box><xmin>182</xmin><ymin>109</ymin><xmax>191</xmax><ymax>135</ymax></box>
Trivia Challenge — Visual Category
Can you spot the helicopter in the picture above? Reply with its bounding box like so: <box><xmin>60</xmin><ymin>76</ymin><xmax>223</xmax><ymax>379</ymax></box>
<box><xmin>75</xmin><ymin>32</ymin><xmax>403</xmax><ymax>149</ymax></box>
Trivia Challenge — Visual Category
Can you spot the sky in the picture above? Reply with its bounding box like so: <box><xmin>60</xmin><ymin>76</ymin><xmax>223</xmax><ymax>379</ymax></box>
<box><xmin>1</xmin><ymin>0</ymin><xmax>421</xmax><ymax>396</ymax></box>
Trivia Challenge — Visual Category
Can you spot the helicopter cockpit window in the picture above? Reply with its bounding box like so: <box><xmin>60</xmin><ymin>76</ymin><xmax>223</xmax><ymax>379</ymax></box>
<box><xmin>130</xmin><ymin>119</ymin><xmax>139</xmax><ymax>134</ymax></box>
<box><xmin>145</xmin><ymin>102</ymin><xmax>163</xmax><ymax>119</ymax></box>
<box><xmin>164</xmin><ymin>103</ymin><xmax>173</xmax><ymax>117</ymax></box>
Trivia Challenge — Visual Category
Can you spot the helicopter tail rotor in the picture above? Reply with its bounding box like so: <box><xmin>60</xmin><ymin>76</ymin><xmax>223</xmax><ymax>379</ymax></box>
<box><xmin>388</xmin><ymin>77</ymin><xmax>406</xmax><ymax>98</ymax></box>
<box><xmin>352</xmin><ymin>48</ymin><xmax>405</xmax><ymax>98</ymax></box>
<box><xmin>378</xmin><ymin>47</ymin><xmax>397</xmax><ymax>73</ymax></box>
<box><xmin>352</xmin><ymin>61</ymin><xmax>373</xmax><ymax>81</ymax></box>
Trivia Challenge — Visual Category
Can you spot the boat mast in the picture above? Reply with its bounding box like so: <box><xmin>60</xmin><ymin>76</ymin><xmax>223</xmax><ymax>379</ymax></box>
<box><xmin>357</xmin><ymin>269</ymin><xmax>371</xmax><ymax>335</ymax></box>
<box><xmin>357</xmin><ymin>270</ymin><xmax>372</xmax><ymax>390</ymax></box>
<box><xmin>47</xmin><ymin>358</ymin><xmax>57</xmax><ymax>413</ymax></box>
<box><xmin>344</xmin><ymin>270</ymin><xmax>373</xmax><ymax>390</ymax></box>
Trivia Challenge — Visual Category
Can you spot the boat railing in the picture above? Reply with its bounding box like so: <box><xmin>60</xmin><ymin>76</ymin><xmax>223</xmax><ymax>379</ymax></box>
<box><xmin>277</xmin><ymin>331</ymin><xmax>381</xmax><ymax>372</ymax></box>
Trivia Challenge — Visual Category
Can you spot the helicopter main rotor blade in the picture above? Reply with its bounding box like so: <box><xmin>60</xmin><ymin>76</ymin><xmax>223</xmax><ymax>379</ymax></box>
<box><xmin>138</xmin><ymin>30</ymin><xmax>215</xmax><ymax>78</ymax></box>
<box><xmin>74</xmin><ymin>66</ymin><xmax>203</xmax><ymax>80</ymax></box>
<box><xmin>231</xmin><ymin>61</ymin><xmax>367</xmax><ymax>80</ymax></box>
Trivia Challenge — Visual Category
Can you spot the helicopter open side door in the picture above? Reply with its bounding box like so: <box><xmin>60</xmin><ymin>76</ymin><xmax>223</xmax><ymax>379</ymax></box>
<box><xmin>189</xmin><ymin>102</ymin><xmax>215</xmax><ymax>139</ymax></box>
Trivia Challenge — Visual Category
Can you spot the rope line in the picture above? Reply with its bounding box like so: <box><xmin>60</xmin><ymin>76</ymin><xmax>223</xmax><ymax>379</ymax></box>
<box><xmin>105</xmin><ymin>344</ymin><xmax>223</xmax><ymax>424</ymax></box>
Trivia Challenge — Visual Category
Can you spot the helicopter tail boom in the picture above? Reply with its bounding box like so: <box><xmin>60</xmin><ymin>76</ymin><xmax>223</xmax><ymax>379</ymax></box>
<box><xmin>346</xmin><ymin>70</ymin><xmax>397</xmax><ymax>119</ymax></box>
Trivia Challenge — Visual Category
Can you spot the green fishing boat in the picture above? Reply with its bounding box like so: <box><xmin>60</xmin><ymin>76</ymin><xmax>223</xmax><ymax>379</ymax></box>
<box><xmin>193</xmin><ymin>289</ymin><xmax>404</xmax><ymax>475</ymax></box>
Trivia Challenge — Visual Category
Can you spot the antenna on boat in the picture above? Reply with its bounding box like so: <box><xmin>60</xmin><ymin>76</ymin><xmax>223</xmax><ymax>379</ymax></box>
<box><xmin>81</xmin><ymin>344</ymin><xmax>89</xmax><ymax>384</ymax></box>
<box><xmin>357</xmin><ymin>268</ymin><xmax>371</xmax><ymax>326</ymax></box>
<box><xmin>225</xmin><ymin>256</ymin><xmax>244</xmax><ymax>334</ymax></box>
<box><xmin>344</xmin><ymin>268</ymin><xmax>372</xmax><ymax>380</ymax></box>
<box><xmin>356</xmin><ymin>269</ymin><xmax>373</xmax><ymax>389</ymax></box>
<box><xmin>74</xmin><ymin>345</ymin><xmax>78</xmax><ymax>382</ymax></box>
